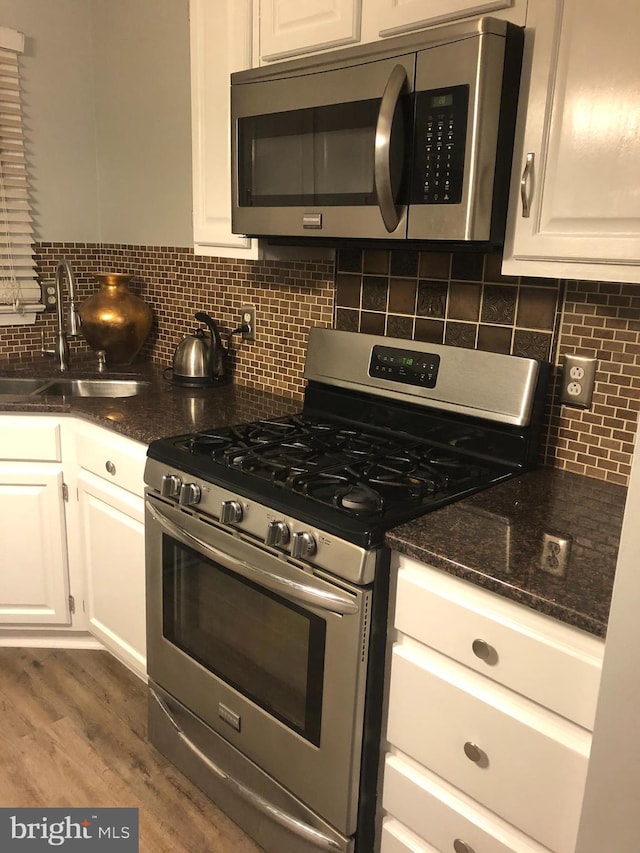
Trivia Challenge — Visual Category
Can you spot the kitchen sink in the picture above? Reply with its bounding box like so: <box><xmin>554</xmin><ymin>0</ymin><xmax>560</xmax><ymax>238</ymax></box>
<box><xmin>0</xmin><ymin>376</ymin><xmax>152</xmax><ymax>398</ymax></box>
<box><xmin>37</xmin><ymin>378</ymin><xmax>152</xmax><ymax>398</ymax></box>
<box><xmin>0</xmin><ymin>377</ymin><xmax>52</xmax><ymax>394</ymax></box>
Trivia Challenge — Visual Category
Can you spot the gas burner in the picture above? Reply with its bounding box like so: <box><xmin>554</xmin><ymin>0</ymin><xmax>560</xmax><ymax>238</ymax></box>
<box><xmin>339</xmin><ymin>483</ymin><xmax>384</xmax><ymax>513</ymax></box>
<box><xmin>293</xmin><ymin>471</ymin><xmax>385</xmax><ymax>516</ymax></box>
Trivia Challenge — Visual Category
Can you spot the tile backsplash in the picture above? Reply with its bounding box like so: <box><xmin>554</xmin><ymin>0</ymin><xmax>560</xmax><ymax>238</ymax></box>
<box><xmin>0</xmin><ymin>241</ymin><xmax>637</xmax><ymax>487</ymax></box>
<box><xmin>335</xmin><ymin>248</ymin><xmax>561</xmax><ymax>362</ymax></box>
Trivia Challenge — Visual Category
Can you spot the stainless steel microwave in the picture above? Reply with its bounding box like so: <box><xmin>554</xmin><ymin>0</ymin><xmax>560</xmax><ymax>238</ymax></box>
<box><xmin>231</xmin><ymin>17</ymin><xmax>523</xmax><ymax>246</ymax></box>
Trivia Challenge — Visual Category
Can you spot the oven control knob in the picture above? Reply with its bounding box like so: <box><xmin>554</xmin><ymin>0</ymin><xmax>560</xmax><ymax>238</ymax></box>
<box><xmin>220</xmin><ymin>500</ymin><xmax>243</xmax><ymax>524</ymax></box>
<box><xmin>265</xmin><ymin>520</ymin><xmax>290</xmax><ymax>547</ymax></box>
<box><xmin>292</xmin><ymin>531</ymin><xmax>317</xmax><ymax>559</ymax></box>
<box><xmin>179</xmin><ymin>482</ymin><xmax>202</xmax><ymax>506</ymax></box>
<box><xmin>160</xmin><ymin>473</ymin><xmax>182</xmax><ymax>498</ymax></box>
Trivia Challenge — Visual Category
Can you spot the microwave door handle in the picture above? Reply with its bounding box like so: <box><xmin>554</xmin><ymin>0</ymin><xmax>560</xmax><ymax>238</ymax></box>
<box><xmin>374</xmin><ymin>64</ymin><xmax>407</xmax><ymax>233</ymax></box>
<box><xmin>146</xmin><ymin>499</ymin><xmax>358</xmax><ymax>616</ymax></box>
<box><xmin>150</xmin><ymin>689</ymin><xmax>343</xmax><ymax>851</ymax></box>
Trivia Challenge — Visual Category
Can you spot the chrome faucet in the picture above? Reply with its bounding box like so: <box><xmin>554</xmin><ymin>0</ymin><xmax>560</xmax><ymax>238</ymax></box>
<box><xmin>42</xmin><ymin>259</ymin><xmax>82</xmax><ymax>371</ymax></box>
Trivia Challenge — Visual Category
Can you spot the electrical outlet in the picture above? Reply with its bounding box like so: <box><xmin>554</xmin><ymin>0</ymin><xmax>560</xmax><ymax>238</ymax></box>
<box><xmin>240</xmin><ymin>305</ymin><xmax>256</xmax><ymax>340</ymax></box>
<box><xmin>41</xmin><ymin>281</ymin><xmax>57</xmax><ymax>313</ymax></box>
<box><xmin>560</xmin><ymin>355</ymin><xmax>597</xmax><ymax>408</ymax></box>
<box><xmin>540</xmin><ymin>532</ymin><xmax>572</xmax><ymax>577</ymax></box>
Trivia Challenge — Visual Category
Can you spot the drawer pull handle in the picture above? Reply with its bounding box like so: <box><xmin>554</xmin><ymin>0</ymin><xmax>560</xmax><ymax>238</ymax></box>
<box><xmin>463</xmin><ymin>741</ymin><xmax>488</xmax><ymax>767</ymax></box>
<box><xmin>472</xmin><ymin>638</ymin><xmax>497</xmax><ymax>664</ymax></box>
<box><xmin>454</xmin><ymin>841</ymin><xmax>475</xmax><ymax>853</ymax></box>
<box><xmin>105</xmin><ymin>460</ymin><xmax>116</xmax><ymax>475</ymax></box>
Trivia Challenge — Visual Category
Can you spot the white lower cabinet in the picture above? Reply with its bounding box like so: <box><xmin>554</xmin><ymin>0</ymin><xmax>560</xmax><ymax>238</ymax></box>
<box><xmin>0</xmin><ymin>415</ymin><xmax>148</xmax><ymax>679</ymax></box>
<box><xmin>75</xmin><ymin>423</ymin><xmax>147</xmax><ymax>679</ymax></box>
<box><xmin>77</xmin><ymin>471</ymin><xmax>146</xmax><ymax>678</ymax></box>
<box><xmin>381</xmin><ymin>554</ymin><xmax>604</xmax><ymax>853</ymax></box>
<box><xmin>0</xmin><ymin>417</ymin><xmax>70</xmax><ymax>626</ymax></box>
<box><xmin>0</xmin><ymin>463</ymin><xmax>70</xmax><ymax>625</ymax></box>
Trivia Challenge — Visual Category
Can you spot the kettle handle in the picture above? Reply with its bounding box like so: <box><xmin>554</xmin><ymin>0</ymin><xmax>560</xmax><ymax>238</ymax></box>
<box><xmin>195</xmin><ymin>311</ymin><xmax>224</xmax><ymax>351</ymax></box>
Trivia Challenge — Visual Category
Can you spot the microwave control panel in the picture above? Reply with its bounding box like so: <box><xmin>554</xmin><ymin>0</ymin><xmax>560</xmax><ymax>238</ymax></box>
<box><xmin>369</xmin><ymin>346</ymin><xmax>440</xmax><ymax>388</ymax></box>
<box><xmin>412</xmin><ymin>85</ymin><xmax>469</xmax><ymax>205</ymax></box>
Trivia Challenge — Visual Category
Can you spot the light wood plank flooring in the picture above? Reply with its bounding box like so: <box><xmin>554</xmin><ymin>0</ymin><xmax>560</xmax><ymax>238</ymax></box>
<box><xmin>0</xmin><ymin>647</ymin><xmax>262</xmax><ymax>852</ymax></box>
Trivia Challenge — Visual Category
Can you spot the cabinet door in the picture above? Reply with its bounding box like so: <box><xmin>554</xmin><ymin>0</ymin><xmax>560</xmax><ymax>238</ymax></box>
<box><xmin>78</xmin><ymin>470</ymin><xmax>146</xmax><ymax>679</ymax></box>
<box><xmin>370</xmin><ymin>0</ymin><xmax>526</xmax><ymax>38</ymax></box>
<box><xmin>190</xmin><ymin>0</ymin><xmax>260</xmax><ymax>258</ymax></box>
<box><xmin>259</xmin><ymin>0</ymin><xmax>361</xmax><ymax>62</ymax></box>
<box><xmin>0</xmin><ymin>463</ymin><xmax>70</xmax><ymax>625</ymax></box>
<box><xmin>503</xmin><ymin>0</ymin><xmax>640</xmax><ymax>281</ymax></box>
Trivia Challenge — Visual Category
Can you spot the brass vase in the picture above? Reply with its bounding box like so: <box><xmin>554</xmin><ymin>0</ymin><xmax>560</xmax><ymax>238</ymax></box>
<box><xmin>79</xmin><ymin>273</ymin><xmax>152</xmax><ymax>365</ymax></box>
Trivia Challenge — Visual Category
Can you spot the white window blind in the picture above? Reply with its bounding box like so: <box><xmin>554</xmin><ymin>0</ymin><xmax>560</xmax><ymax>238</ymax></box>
<box><xmin>0</xmin><ymin>27</ymin><xmax>42</xmax><ymax>326</ymax></box>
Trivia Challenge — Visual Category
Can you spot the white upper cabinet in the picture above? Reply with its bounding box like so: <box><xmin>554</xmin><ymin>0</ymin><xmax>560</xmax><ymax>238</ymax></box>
<box><xmin>259</xmin><ymin>0</ymin><xmax>362</xmax><ymax>62</ymax></box>
<box><xmin>190</xmin><ymin>0</ymin><xmax>260</xmax><ymax>258</ymax></box>
<box><xmin>503</xmin><ymin>0</ymin><xmax>640</xmax><ymax>282</ymax></box>
<box><xmin>256</xmin><ymin>0</ymin><xmax>527</xmax><ymax>64</ymax></box>
<box><xmin>367</xmin><ymin>0</ymin><xmax>526</xmax><ymax>39</ymax></box>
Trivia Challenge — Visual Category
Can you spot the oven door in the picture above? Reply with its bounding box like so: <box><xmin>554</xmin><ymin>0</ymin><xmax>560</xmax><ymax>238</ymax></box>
<box><xmin>231</xmin><ymin>54</ymin><xmax>415</xmax><ymax>239</ymax></box>
<box><xmin>145</xmin><ymin>493</ymin><xmax>372</xmax><ymax>837</ymax></box>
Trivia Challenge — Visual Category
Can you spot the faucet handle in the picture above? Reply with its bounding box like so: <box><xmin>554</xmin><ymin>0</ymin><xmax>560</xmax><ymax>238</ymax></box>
<box><xmin>67</xmin><ymin>303</ymin><xmax>82</xmax><ymax>336</ymax></box>
<box><xmin>96</xmin><ymin>350</ymin><xmax>107</xmax><ymax>372</ymax></box>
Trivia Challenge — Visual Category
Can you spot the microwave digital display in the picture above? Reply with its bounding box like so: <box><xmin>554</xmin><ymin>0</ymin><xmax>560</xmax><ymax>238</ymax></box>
<box><xmin>412</xmin><ymin>84</ymin><xmax>469</xmax><ymax>206</ymax></box>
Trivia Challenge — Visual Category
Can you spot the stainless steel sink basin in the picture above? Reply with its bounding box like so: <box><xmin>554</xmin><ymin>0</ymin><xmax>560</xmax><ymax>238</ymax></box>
<box><xmin>0</xmin><ymin>377</ymin><xmax>52</xmax><ymax>394</ymax></box>
<box><xmin>37</xmin><ymin>378</ymin><xmax>152</xmax><ymax>398</ymax></box>
<box><xmin>0</xmin><ymin>376</ymin><xmax>152</xmax><ymax>398</ymax></box>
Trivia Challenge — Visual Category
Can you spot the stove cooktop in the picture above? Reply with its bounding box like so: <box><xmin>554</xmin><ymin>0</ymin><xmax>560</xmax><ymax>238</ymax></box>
<box><xmin>147</xmin><ymin>412</ymin><xmax>519</xmax><ymax>543</ymax></box>
<box><xmin>146</xmin><ymin>329</ymin><xmax>548</xmax><ymax>548</ymax></box>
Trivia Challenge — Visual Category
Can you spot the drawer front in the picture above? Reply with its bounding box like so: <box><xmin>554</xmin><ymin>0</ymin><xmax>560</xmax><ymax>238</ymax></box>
<box><xmin>381</xmin><ymin>818</ymin><xmax>437</xmax><ymax>853</ymax></box>
<box><xmin>394</xmin><ymin>557</ymin><xmax>603</xmax><ymax>730</ymax></box>
<box><xmin>383</xmin><ymin>753</ymin><xmax>550</xmax><ymax>853</ymax></box>
<box><xmin>76</xmin><ymin>424</ymin><xmax>146</xmax><ymax>497</ymax></box>
<box><xmin>0</xmin><ymin>417</ymin><xmax>61</xmax><ymax>462</ymax></box>
<box><xmin>386</xmin><ymin>642</ymin><xmax>590</xmax><ymax>853</ymax></box>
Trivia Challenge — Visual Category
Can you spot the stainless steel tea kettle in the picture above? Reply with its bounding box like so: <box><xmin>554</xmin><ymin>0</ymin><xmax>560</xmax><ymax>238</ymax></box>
<box><xmin>171</xmin><ymin>311</ymin><xmax>229</xmax><ymax>386</ymax></box>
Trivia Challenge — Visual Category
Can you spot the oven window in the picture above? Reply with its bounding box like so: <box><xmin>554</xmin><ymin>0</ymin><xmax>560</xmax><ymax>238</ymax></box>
<box><xmin>162</xmin><ymin>538</ymin><xmax>326</xmax><ymax>746</ymax></box>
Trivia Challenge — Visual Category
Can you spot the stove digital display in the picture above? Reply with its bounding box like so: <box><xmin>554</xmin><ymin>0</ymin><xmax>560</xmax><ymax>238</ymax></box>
<box><xmin>369</xmin><ymin>346</ymin><xmax>440</xmax><ymax>388</ymax></box>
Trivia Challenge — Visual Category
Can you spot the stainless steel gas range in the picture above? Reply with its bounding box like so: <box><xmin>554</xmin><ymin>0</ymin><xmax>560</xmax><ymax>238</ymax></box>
<box><xmin>143</xmin><ymin>328</ymin><xmax>548</xmax><ymax>853</ymax></box>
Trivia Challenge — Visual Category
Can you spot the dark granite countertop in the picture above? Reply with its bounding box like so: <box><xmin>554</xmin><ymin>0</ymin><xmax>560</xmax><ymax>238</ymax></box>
<box><xmin>386</xmin><ymin>468</ymin><xmax>627</xmax><ymax>638</ymax></box>
<box><xmin>2</xmin><ymin>357</ymin><xmax>625</xmax><ymax>639</ymax></box>
<box><xmin>0</xmin><ymin>356</ymin><xmax>300</xmax><ymax>443</ymax></box>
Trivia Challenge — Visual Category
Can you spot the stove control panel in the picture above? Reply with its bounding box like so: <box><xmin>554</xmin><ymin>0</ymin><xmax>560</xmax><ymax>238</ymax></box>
<box><xmin>369</xmin><ymin>345</ymin><xmax>440</xmax><ymax>388</ymax></box>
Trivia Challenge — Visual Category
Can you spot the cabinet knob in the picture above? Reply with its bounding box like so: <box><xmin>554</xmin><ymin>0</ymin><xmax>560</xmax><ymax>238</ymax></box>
<box><xmin>105</xmin><ymin>460</ymin><xmax>116</xmax><ymax>475</ymax></box>
<box><xmin>453</xmin><ymin>840</ymin><xmax>475</xmax><ymax>853</ymax></box>
<box><xmin>463</xmin><ymin>741</ymin><xmax>488</xmax><ymax>766</ymax></box>
<box><xmin>472</xmin><ymin>638</ymin><xmax>497</xmax><ymax>664</ymax></box>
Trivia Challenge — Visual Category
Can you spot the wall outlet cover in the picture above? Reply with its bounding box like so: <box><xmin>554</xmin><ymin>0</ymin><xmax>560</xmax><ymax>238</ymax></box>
<box><xmin>560</xmin><ymin>355</ymin><xmax>597</xmax><ymax>408</ymax></box>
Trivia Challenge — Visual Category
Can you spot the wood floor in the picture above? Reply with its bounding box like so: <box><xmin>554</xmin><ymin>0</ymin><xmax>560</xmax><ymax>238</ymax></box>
<box><xmin>0</xmin><ymin>647</ymin><xmax>263</xmax><ymax>852</ymax></box>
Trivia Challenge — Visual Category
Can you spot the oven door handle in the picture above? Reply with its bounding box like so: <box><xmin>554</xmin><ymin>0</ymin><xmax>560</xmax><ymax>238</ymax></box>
<box><xmin>146</xmin><ymin>500</ymin><xmax>359</xmax><ymax>616</ymax></box>
<box><xmin>150</xmin><ymin>688</ymin><xmax>344</xmax><ymax>851</ymax></box>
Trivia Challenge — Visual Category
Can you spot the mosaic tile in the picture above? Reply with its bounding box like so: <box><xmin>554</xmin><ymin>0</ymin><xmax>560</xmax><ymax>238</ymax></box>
<box><xmin>481</xmin><ymin>284</ymin><xmax>517</xmax><ymax>325</ymax></box>
<box><xmin>417</xmin><ymin>281</ymin><xmax>447</xmax><ymax>318</ymax></box>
